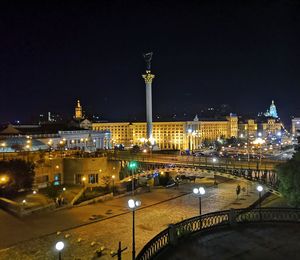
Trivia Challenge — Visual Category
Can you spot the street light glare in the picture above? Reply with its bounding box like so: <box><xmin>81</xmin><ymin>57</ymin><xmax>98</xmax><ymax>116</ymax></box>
<box><xmin>135</xmin><ymin>200</ymin><xmax>141</xmax><ymax>207</ymax></box>
<box><xmin>129</xmin><ymin>161</ymin><xmax>137</xmax><ymax>169</ymax></box>
<box><xmin>199</xmin><ymin>187</ymin><xmax>205</xmax><ymax>195</ymax></box>
<box><xmin>193</xmin><ymin>188</ymin><xmax>199</xmax><ymax>194</ymax></box>
<box><xmin>55</xmin><ymin>241</ymin><xmax>65</xmax><ymax>251</ymax></box>
<box><xmin>128</xmin><ymin>199</ymin><xmax>135</xmax><ymax>209</ymax></box>
<box><xmin>257</xmin><ymin>185</ymin><xmax>263</xmax><ymax>192</ymax></box>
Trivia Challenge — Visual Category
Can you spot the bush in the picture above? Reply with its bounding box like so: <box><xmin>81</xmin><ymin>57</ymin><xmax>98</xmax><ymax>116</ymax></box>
<box><xmin>277</xmin><ymin>151</ymin><xmax>300</xmax><ymax>207</ymax></box>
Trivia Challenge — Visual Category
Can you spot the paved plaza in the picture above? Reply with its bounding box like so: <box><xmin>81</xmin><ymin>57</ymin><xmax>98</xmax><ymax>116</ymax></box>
<box><xmin>0</xmin><ymin>177</ymin><xmax>259</xmax><ymax>259</ymax></box>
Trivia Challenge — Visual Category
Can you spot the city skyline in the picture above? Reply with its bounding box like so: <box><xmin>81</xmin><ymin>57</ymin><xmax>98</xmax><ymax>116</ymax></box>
<box><xmin>0</xmin><ymin>1</ymin><xmax>300</xmax><ymax>123</ymax></box>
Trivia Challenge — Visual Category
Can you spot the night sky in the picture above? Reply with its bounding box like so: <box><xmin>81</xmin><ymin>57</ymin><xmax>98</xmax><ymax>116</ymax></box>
<box><xmin>0</xmin><ymin>1</ymin><xmax>300</xmax><ymax>124</ymax></box>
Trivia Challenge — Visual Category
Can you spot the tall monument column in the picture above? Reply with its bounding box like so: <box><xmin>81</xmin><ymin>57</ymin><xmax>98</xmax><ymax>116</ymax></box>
<box><xmin>142</xmin><ymin>53</ymin><xmax>155</xmax><ymax>140</ymax></box>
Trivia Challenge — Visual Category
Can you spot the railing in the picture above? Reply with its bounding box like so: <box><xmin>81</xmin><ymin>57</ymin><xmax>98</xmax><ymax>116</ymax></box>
<box><xmin>136</xmin><ymin>207</ymin><xmax>300</xmax><ymax>260</ymax></box>
<box><xmin>109</xmin><ymin>152</ymin><xmax>282</xmax><ymax>171</ymax></box>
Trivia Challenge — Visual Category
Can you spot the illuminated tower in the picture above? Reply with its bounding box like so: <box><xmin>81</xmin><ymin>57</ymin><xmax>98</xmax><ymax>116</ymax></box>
<box><xmin>269</xmin><ymin>100</ymin><xmax>278</xmax><ymax>118</ymax></box>
<box><xmin>264</xmin><ymin>100</ymin><xmax>278</xmax><ymax>118</ymax></box>
<box><xmin>74</xmin><ymin>100</ymin><xmax>83</xmax><ymax>120</ymax></box>
<box><xmin>142</xmin><ymin>53</ymin><xmax>155</xmax><ymax>140</ymax></box>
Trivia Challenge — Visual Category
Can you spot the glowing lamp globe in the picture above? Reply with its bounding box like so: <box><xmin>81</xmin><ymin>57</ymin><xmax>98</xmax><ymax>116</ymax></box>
<box><xmin>193</xmin><ymin>188</ymin><xmax>199</xmax><ymax>195</ymax></box>
<box><xmin>199</xmin><ymin>187</ymin><xmax>205</xmax><ymax>195</ymax></box>
<box><xmin>128</xmin><ymin>199</ymin><xmax>135</xmax><ymax>209</ymax></box>
<box><xmin>55</xmin><ymin>241</ymin><xmax>64</xmax><ymax>251</ymax></box>
<box><xmin>257</xmin><ymin>185</ymin><xmax>263</xmax><ymax>192</ymax></box>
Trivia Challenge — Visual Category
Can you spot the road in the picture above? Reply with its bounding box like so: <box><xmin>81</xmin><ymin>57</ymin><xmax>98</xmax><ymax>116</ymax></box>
<box><xmin>0</xmin><ymin>177</ymin><xmax>260</xmax><ymax>260</ymax></box>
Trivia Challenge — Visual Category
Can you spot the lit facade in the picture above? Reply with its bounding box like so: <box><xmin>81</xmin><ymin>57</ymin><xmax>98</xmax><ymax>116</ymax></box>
<box><xmin>292</xmin><ymin>118</ymin><xmax>300</xmax><ymax>136</ymax></box>
<box><xmin>41</xmin><ymin>130</ymin><xmax>111</xmax><ymax>151</ymax></box>
<box><xmin>92</xmin><ymin>115</ymin><xmax>238</xmax><ymax>150</ymax></box>
<box><xmin>238</xmin><ymin>119</ymin><xmax>258</xmax><ymax>140</ymax></box>
<box><xmin>259</xmin><ymin>119</ymin><xmax>282</xmax><ymax>137</ymax></box>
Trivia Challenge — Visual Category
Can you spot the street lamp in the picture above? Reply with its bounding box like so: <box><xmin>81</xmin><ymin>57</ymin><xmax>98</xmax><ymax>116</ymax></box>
<box><xmin>0</xmin><ymin>175</ymin><xmax>9</xmax><ymax>185</ymax></box>
<box><xmin>112</xmin><ymin>175</ymin><xmax>115</xmax><ymax>195</ymax></box>
<box><xmin>82</xmin><ymin>176</ymin><xmax>87</xmax><ymax>188</ymax></box>
<box><xmin>256</xmin><ymin>185</ymin><xmax>263</xmax><ymax>207</ymax></box>
<box><xmin>253</xmin><ymin>138</ymin><xmax>265</xmax><ymax>163</ymax></box>
<box><xmin>1</xmin><ymin>142</ymin><xmax>6</xmax><ymax>160</ymax></box>
<box><xmin>128</xmin><ymin>199</ymin><xmax>141</xmax><ymax>260</ymax></box>
<box><xmin>193</xmin><ymin>187</ymin><xmax>205</xmax><ymax>216</ymax></box>
<box><xmin>55</xmin><ymin>241</ymin><xmax>65</xmax><ymax>260</ymax></box>
<box><xmin>128</xmin><ymin>161</ymin><xmax>137</xmax><ymax>195</ymax></box>
<box><xmin>257</xmin><ymin>185</ymin><xmax>263</xmax><ymax>220</ymax></box>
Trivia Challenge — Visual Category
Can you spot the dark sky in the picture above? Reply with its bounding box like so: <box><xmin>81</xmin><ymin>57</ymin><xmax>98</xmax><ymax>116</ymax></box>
<box><xmin>0</xmin><ymin>0</ymin><xmax>300</xmax><ymax>124</ymax></box>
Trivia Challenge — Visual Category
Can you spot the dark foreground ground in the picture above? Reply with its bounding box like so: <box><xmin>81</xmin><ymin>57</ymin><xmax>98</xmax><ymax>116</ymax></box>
<box><xmin>157</xmin><ymin>223</ymin><xmax>300</xmax><ymax>260</ymax></box>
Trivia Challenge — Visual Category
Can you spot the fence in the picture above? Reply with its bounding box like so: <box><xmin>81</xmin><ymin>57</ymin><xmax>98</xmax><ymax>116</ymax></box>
<box><xmin>136</xmin><ymin>207</ymin><xmax>300</xmax><ymax>260</ymax></box>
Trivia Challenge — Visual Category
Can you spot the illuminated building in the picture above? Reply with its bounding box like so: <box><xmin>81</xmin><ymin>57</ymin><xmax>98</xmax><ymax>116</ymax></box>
<box><xmin>292</xmin><ymin>118</ymin><xmax>300</xmax><ymax>136</ymax></box>
<box><xmin>0</xmin><ymin>124</ymin><xmax>110</xmax><ymax>151</ymax></box>
<box><xmin>238</xmin><ymin>119</ymin><xmax>258</xmax><ymax>140</ymax></box>
<box><xmin>92</xmin><ymin>115</ymin><xmax>238</xmax><ymax>150</ymax></box>
<box><xmin>259</xmin><ymin>118</ymin><xmax>282</xmax><ymax>137</ymax></box>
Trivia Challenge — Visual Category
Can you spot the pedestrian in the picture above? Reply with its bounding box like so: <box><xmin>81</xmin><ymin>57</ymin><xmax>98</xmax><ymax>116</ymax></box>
<box><xmin>236</xmin><ymin>184</ymin><xmax>241</xmax><ymax>199</ymax></box>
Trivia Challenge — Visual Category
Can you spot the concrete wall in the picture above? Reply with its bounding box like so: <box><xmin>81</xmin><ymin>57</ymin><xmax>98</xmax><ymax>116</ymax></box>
<box><xmin>63</xmin><ymin>157</ymin><xmax>120</xmax><ymax>185</ymax></box>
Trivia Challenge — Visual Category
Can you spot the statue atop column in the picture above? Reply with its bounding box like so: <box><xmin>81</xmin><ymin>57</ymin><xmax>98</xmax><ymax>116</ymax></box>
<box><xmin>143</xmin><ymin>52</ymin><xmax>153</xmax><ymax>71</ymax></box>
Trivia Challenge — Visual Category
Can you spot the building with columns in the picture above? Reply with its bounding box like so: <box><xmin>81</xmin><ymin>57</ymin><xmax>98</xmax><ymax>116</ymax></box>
<box><xmin>92</xmin><ymin>114</ymin><xmax>238</xmax><ymax>150</ymax></box>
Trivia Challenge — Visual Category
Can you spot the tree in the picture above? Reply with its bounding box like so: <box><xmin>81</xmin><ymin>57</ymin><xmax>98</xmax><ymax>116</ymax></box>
<box><xmin>202</xmin><ymin>139</ymin><xmax>211</xmax><ymax>148</ymax></box>
<box><xmin>295</xmin><ymin>130</ymin><xmax>300</xmax><ymax>152</ymax></box>
<box><xmin>226</xmin><ymin>137</ymin><xmax>238</xmax><ymax>146</ymax></box>
<box><xmin>131</xmin><ymin>145</ymin><xmax>140</xmax><ymax>154</ymax></box>
<box><xmin>101</xmin><ymin>176</ymin><xmax>112</xmax><ymax>191</ymax></box>
<box><xmin>277</xmin><ymin>151</ymin><xmax>300</xmax><ymax>207</ymax></box>
<box><xmin>0</xmin><ymin>159</ymin><xmax>35</xmax><ymax>196</ymax></box>
<box><xmin>45</xmin><ymin>182</ymin><xmax>60</xmax><ymax>201</ymax></box>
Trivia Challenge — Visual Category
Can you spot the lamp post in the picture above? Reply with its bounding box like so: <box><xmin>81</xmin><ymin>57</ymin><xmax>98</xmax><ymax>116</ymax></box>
<box><xmin>256</xmin><ymin>185</ymin><xmax>263</xmax><ymax>207</ymax></box>
<box><xmin>253</xmin><ymin>138</ymin><xmax>265</xmax><ymax>164</ymax></box>
<box><xmin>128</xmin><ymin>161</ymin><xmax>137</xmax><ymax>195</ymax></box>
<box><xmin>0</xmin><ymin>175</ymin><xmax>9</xmax><ymax>185</ymax></box>
<box><xmin>112</xmin><ymin>175</ymin><xmax>115</xmax><ymax>195</ymax></box>
<box><xmin>128</xmin><ymin>199</ymin><xmax>141</xmax><ymax>260</ymax></box>
<box><xmin>1</xmin><ymin>142</ymin><xmax>6</xmax><ymax>160</ymax></box>
<box><xmin>212</xmin><ymin>158</ymin><xmax>217</xmax><ymax>183</ymax></box>
<box><xmin>257</xmin><ymin>185</ymin><xmax>263</xmax><ymax>220</ymax></box>
<box><xmin>193</xmin><ymin>187</ymin><xmax>205</xmax><ymax>229</ymax></box>
<box><xmin>82</xmin><ymin>176</ymin><xmax>87</xmax><ymax>189</ymax></box>
<box><xmin>55</xmin><ymin>241</ymin><xmax>64</xmax><ymax>260</ymax></box>
<box><xmin>193</xmin><ymin>187</ymin><xmax>206</xmax><ymax>216</ymax></box>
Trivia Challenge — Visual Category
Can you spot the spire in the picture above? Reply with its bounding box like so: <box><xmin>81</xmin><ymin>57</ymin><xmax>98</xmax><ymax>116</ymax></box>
<box><xmin>193</xmin><ymin>115</ymin><xmax>199</xmax><ymax>121</ymax></box>
<box><xmin>75</xmin><ymin>99</ymin><xmax>83</xmax><ymax>120</ymax></box>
